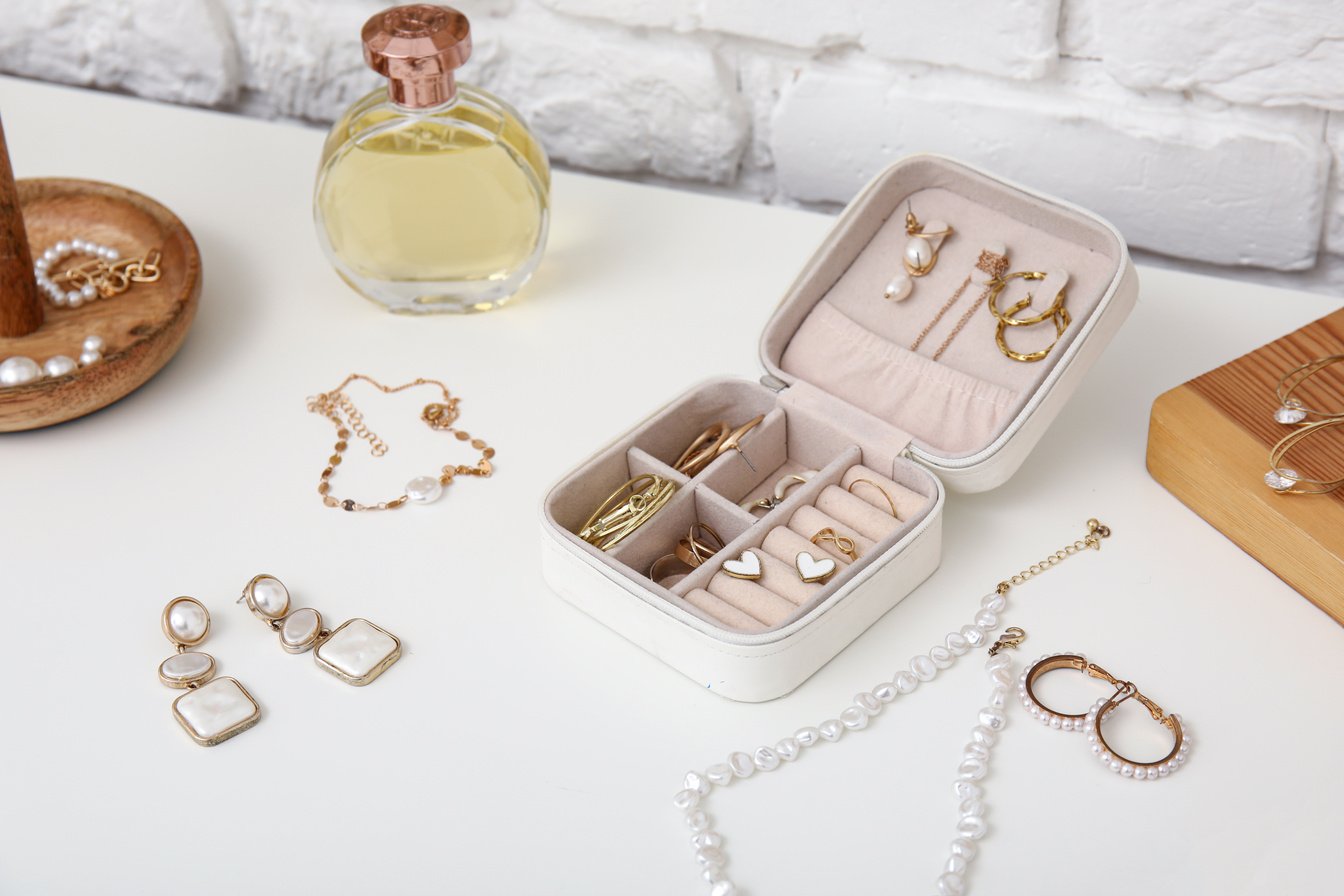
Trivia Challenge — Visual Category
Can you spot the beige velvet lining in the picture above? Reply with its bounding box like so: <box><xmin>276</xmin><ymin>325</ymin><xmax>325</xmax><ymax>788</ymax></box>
<box><xmin>543</xmin><ymin>377</ymin><xmax>939</xmax><ymax>635</ymax></box>
<box><xmin>763</xmin><ymin>155</ymin><xmax>1123</xmax><ymax>459</ymax></box>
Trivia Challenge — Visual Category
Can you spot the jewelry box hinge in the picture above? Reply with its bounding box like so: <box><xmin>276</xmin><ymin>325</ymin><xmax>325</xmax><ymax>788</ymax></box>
<box><xmin>760</xmin><ymin>374</ymin><xmax>788</xmax><ymax>393</ymax></box>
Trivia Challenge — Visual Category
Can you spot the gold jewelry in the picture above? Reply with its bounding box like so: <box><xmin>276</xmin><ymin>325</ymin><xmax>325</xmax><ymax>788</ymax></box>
<box><xmin>306</xmin><ymin>374</ymin><xmax>495</xmax><ymax>512</ymax></box>
<box><xmin>717</xmin><ymin>414</ymin><xmax>765</xmax><ymax>473</ymax></box>
<box><xmin>579</xmin><ymin>474</ymin><xmax>678</xmax><ymax>550</ymax></box>
<box><xmin>903</xmin><ymin>208</ymin><xmax>952</xmax><ymax>277</ymax></box>
<box><xmin>1021</xmin><ymin>652</ymin><xmax>1190</xmax><ymax>780</ymax></box>
<box><xmin>847</xmin><ymin>479</ymin><xmax>900</xmax><ymax>520</ymax></box>
<box><xmin>910</xmin><ymin>245</ymin><xmax>1010</xmax><ymax>360</ymax></box>
<box><xmin>810</xmin><ymin>527</ymin><xmax>858</xmax><ymax>561</ymax></box>
<box><xmin>794</xmin><ymin>551</ymin><xmax>837</xmax><ymax>584</ymax></box>
<box><xmin>1274</xmin><ymin>354</ymin><xmax>1344</xmax><ymax>425</ymax></box>
<box><xmin>740</xmin><ymin>472</ymin><xmax>812</xmax><ymax>514</ymax></box>
<box><xmin>675</xmin><ymin>523</ymin><xmax>726</xmax><ymax>567</ymax></box>
<box><xmin>986</xmin><ymin>271</ymin><xmax>1070</xmax><ymax>363</ymax></box>
<box><xmin>37</xmin><ymin>240</ymin><xmax>163</xmax><ymax>307</ymax></box>
<box><xmin>1264</xmin><ymin>417</ymin><xmax>1344</xmax><ymax>495</ymax></box>
<box><xmin>160</xmin><ymin>596</ymin><xmax>261</xmax><ymax>747</ymax></box>
<box><xmin>238</xmin><ymin>574</ymin><xmax>402</xmax><ymax>686</ymax></box>
<box><xmin>675</xmin><ymin>423</ymin><xmax>729</xmax><ymax>476</ymax></box>
<box><xmin>722</xmin><ymin>549</ymin><xmax>763</xmax><ymax>580</ymax></box>
<box><xmin>883</xmin><ymin>206</ymin><xmax>954</xmax><ymax>300</ymax></box>
<box><xmin>650</xmin><ymin>553</ymin><xmax>693</xmax><ymax>585</ymax></box>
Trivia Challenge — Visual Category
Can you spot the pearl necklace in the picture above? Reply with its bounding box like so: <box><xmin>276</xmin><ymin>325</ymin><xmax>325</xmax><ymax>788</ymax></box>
<box><xmin>670</xmin><ymin>520</ymin><xmax>1113</xmax><ymax>896</ymax></box>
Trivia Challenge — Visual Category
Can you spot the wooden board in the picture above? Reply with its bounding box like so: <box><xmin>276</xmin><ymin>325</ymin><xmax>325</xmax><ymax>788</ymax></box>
<box><xmin>1147</xmin><ymin>306</ymin><xmax>1344</xmax><ymax>624</ymax></box>
<box><xmin>0</xmin><ymin>178</ymin><xmax>200</xmax><ymax>431</ymax></box>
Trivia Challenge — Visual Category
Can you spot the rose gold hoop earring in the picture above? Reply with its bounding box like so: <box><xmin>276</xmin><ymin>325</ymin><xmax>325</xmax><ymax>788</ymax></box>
<box><xmin>1018</xmin><ymin>652</ymin><xmax>1191</xmax><ymax>780</ymax></box>
<box><xmin>675</xmin><ymin>423</ymin><xmax>729</xmax><ymax>476</ymax></box>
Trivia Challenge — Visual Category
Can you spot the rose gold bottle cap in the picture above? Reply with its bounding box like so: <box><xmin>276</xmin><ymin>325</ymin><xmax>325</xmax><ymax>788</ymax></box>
<box><xmin>362</xmin><ymin>4</ymin><xmax>472</xmax><ymax>109</ymax></box>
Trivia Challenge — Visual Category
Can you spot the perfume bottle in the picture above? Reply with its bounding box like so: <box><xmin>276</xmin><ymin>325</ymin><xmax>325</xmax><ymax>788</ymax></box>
<box><xmin>314</xmin><ymin>4</ymin><xmax>550</xmax><ymax>313</ymax></box>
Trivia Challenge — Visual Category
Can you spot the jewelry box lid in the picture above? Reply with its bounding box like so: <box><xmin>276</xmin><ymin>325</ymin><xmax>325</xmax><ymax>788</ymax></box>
<box><xmin>758</xmin><ymin>154</ymin><xmax>1137</xmax><ymax>493</ymax></box>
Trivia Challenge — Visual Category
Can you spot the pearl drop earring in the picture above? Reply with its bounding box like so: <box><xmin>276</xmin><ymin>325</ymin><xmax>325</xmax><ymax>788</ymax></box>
<box><xmin>883</xmin><ymin>207</ymin><xmax>954</xmax><ymax>302</ymax></box>
<box><xmin>238</xmin><ymin>574</ymin><xmax>402</xmax><ymax>686</ymax></box>
<box><xmin>159</xmin><ymin>596</ymin><xmax>262</xmax><ymax>747</ymax></box>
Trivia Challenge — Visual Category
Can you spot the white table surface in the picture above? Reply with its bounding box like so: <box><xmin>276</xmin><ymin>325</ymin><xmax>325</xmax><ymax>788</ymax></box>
<box><xmin>1</xmin><ymin>76</ymin><xmax>1341</xmax><ymax>896</ymax></box>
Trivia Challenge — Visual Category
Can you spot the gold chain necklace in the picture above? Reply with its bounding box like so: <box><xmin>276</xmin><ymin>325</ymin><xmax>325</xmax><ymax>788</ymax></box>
<box><xmin>306</xmin><ymin>374</ymin><xmax>495</xmax><ymax>511</ymax></box>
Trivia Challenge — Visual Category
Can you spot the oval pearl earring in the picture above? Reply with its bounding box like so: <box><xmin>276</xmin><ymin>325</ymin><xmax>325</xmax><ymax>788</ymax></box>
<box><xmin>884</xmin><ymin>208</ymin><xmax>953</xmax><ymax>301</ymax></box>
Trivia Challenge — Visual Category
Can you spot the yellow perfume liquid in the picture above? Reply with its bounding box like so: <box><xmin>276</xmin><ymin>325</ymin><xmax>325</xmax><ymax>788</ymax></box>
<box><xmin>315</xmin><ymin>6</ymin><xmax>551</xmax><ymax>313</ymax></box>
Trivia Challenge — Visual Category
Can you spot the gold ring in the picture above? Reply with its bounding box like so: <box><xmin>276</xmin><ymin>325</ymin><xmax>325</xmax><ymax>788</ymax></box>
<box><xmin>847</xmin><ymin>479</ymin><xmax>900</xmax><ymax>520</ymax></box>
<box><xmin>675</xmin><ymin>423</ymin><xmax>729</xmax><ymax>476</ymax></box>
<box><xmin>811</xmin><ymin>527</ymin><xmax>857</xmax><ymax>561</ymax></box>
<box><xmin>650</xmin><ymin>553</ymin><xmax>693</xmax><ymax>584</ymax></box>
<box><xmin>675</xmin><ymin>523</ymin><xmax>726</xmax><ymax>567</ymax></box>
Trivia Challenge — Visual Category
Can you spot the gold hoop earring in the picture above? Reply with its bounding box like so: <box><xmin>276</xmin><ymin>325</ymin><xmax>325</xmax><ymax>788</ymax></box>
<box><xmin>1018</xmin><ymin>652</ymin><xmax>1190</xmax><ymax>780</ymax></box>
<box><xmin>1274</xmin><ymin>354</ymin><xmax>1344</xmax><ymax>425</ymax></box>
<box><xmin>1264</xmin><ymin>417</ymin><xmax>1344</xmax><ymax>495</ymax></box>
<box><xmin>986</xmin><ymin>271</ymin><xmax>1070</xmax><ymax>363</ymax></box>
<box><xmin>675</xmin><ymin>423</ymin><xmax>729</xmax><ymax>476</ymax></box>
<box><xmin>716</xmin><ymin>414</ymin><xmax>765</xmax><ymax>473</ymax></box>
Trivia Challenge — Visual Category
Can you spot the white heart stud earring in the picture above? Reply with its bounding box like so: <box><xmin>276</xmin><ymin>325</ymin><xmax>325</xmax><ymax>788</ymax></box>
<box><xmin>239</xmin><ymin>574</ymin><xmax>402</xmax><ymax>686</ymax></box>
<box><xmin>794</xmin><ymin>551</ymin><xmax>837</xmax><ymax>584</ymax></box>
<box><xmin>884</xmin><ymin>206</ymin><xmax>953</xmax><ymax>301</ymax></box>
<box><xmin>722</xmin><ymin>550</ymin><xmax>763</xmax><ymax>580</ymax></box>
<box><xmin>160</xmin><ymin>596</ymin><xmax>261</xmax><ymax>747</ymax></box>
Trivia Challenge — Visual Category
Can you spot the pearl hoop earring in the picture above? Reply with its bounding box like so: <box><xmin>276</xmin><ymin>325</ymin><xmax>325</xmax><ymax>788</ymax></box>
<box><xmin>1018</xmin><ymin>652</ymin><xmax>1190</xmax><ymax>780</ymax></box>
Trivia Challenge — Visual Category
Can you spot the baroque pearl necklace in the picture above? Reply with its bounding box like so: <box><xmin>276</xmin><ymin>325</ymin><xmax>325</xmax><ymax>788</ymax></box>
<box><xmin>306</xmin><ymin>373</ymin><xmax>496</xmax><ymax>511</ymax></box>
<box><xmin>670</xmin><ymin>519</ymin><xmax>1112</xmax><ymax>896</ymax></box>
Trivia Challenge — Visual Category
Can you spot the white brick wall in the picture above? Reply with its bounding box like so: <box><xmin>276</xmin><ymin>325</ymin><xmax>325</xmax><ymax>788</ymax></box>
<box><xmin>3</xmin><ymin>0</ymin><xmax>1343</xmax><ymax>288</ymax></box>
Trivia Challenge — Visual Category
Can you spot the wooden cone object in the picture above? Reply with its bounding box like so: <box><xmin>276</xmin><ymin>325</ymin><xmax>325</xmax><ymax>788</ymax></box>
<box><xmin>0</xmin><ymin>115</ymin><xmax>43</xmax><ymax>338</ymax></box>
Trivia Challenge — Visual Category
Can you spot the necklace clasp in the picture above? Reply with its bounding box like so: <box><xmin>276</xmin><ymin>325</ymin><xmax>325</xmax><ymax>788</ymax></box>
<box><xmin>988</xmin><ymin>626</ymin><xmax>1026</xmax><ymax>655</ymax></box>
<box><xmin>422</xmin><ymin>401</ymin><xmax>459</xmax><ymax>429</ymax></box>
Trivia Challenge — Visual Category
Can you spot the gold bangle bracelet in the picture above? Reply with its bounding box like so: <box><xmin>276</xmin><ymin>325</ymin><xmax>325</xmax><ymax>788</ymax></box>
<box><xmin>578</xmin><ymin>474</ymin><xmax>677</xmax><ymax>551</ymax></box>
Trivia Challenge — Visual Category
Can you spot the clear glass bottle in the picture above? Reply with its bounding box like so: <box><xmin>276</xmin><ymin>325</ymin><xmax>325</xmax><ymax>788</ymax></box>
<box><xmin>314</xmin><ymin>5</ymin><xmax>550</xmax><ymax>314</ymax></box>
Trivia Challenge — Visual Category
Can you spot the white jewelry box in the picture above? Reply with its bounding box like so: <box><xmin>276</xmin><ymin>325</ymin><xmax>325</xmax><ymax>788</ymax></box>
<box><xmin>540</xmin><ymin>155</ymin><xmax>1138</xmax><ymax>702</ymax></box>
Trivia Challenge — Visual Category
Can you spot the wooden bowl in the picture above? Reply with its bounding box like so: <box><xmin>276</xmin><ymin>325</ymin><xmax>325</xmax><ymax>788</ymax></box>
<box><xmin>0</xmin><ymin>178</ymin><xmax>201</xmax><ymax>431</ymax></box>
